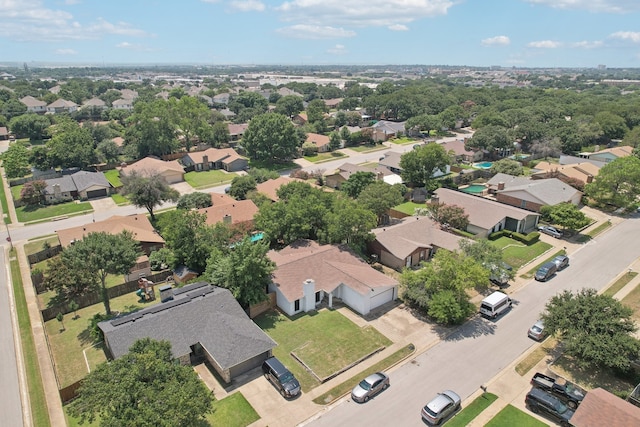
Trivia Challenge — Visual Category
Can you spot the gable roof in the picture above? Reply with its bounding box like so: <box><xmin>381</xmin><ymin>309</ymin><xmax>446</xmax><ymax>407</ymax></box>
<box><xmin>228</xmin><ymin>123</ymin><xmax>248</xmax><ymax>136</ymax></box>
<box><xmin>372</xmin><ymin>215</ymin><xmax>465</xmax><ymax>259</ymax></box>
<box><xmin>82</xmin><ymin>97</ymin><xmax>106</xmax><ymax>107</ymax></box>
<box><xmin>47</xmin><ymin>98</ymin><xmax>77</xmax><ymax>108</ymax></box>
<box><xmin>372</xmin><ymin>120</ymin><xmax>406</xmax><ymax>133</ymax></box>
<box><xmin>378</xmin><ymin>151</ymin><xmax>403</xmax><ymax>170</ymax></box>
<box><xmin>268</xmin><ymin>240</ymin><xmax>398</xmax><ymax>301</ymax></box>
<box><xmin>183</xmin><ymin>148</ymin><xmax>242</xmax><ymax>165</ymax></box>
<box><xmin>532</xmin><ymin>161</ymin><xmax>600</xmax><ymax>182</ymax></box>
<box><xmin>255</xmin><ymin>176</ymin><xmax>310</xmax><ymax>202</ymax></box>
<box><xmin>20</xmin><ymin>95</ymin><xmax>46</xmax><ymax>107</ymax></box>
<box><xmin>99</xmin><ymin>283</ymin><xmax>277</xmax><ymax>367</ymax></box>
<box><xmin>121</xmin><ymin>156</ymin><xmax>184</xmax><ymax>176</ymax></box>
<box><xmin>489</xmin><ymin>174</ymin><xmax>582</xmax><ymax>206</ymax></box>
<box><xmin>112</xmin><ymin>98</ymin><xmax>132</xmax><ymax>106</ymax></box>
<box><xmin>433</xmin><ymin>188</ymin><xmax>539</xmax><ymax>230</ymax></box>
<box><xmin>305</xmin><ymin>132</ymin><xmax>330</xmax><ymax>148</ymax></box>
<box><xmin>590</xmin><ymin>145</ymin><xmax>633</xmax><ymax>159</ymax></box>
<box><xmin>440</xmin><ymin>139</ymin><xmax>475</xmax><ymax>157</ymax></box>
<box><xmin>44</xmin><ymin>175</ymin><xmax>76</xmax><ymax>194</ymax></box>
<box><xmin>210</xmin><ymin>192</ymin><xmax>237</xmax><ymax>206</ymax></box>
<box><xmin>571</xmin><ymin>388</ymin><xmax>640</xmax><ymax>427</ymax></box>
<box><xmin>70</xmin><ymin>171</ymin><xmax>111</xmax><ymax>192</ymax></box>
<box><xmin>559</xmin><ymin>154</ymin><xmax>606</xmax><ymax>168</ymax></box>
<box><xmin>56</xmin><ymin>214</ymin><xmax>165</xmax><ymax>248</ymax></box>
<box><xmin>197</xmin><ymin>199</ymin><xmax>258</xmax><ymax>226</ymax></box>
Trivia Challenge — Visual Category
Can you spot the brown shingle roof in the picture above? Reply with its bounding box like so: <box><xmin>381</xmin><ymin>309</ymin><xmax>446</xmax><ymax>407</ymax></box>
<box><xmin>306</xmin><ymin>133</ymin><xmax>331</xmax><ymax>148</ymax></box>
<box><xmin>56</xmin><ymin>214</ymin><xmax>164</xmax><ymax>248</ymax></box>
<box><xmin>197</xmin><ymin>199</ymin><xmax>258</xmax><ymax>226</ymax></box>
<box><xmin>184</xmin><ymin>147</ymin><xmax>241</xmax><ymax>164</ymax></box>
<box><xmin>268</xmin><ymin>240</ymin><xmax>398</xmax><ymax>301</ymax></box>
<box><xmin>255</xmin><ymin>177</ymin><xmax>309</xmax><ymax>202</ymax></box>
<box><xmin>210</xmin><ymin>193</ymin><xmax>236</xmax><ymax>205</ymax></box>
<box><xmin>121</xmin><ymin>156</ymin><xmax>184</xmax><ymax>176</ymax></box>
<box><xmin>571</xmin><ymin>388</ymin><xmax>640</xmax><ymax>427</ymax></box>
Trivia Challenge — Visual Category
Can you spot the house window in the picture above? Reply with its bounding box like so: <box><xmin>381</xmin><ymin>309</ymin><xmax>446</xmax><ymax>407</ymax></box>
<box><xmin>520</xmin><ymin>200</ymin><xmax>526</xmax><ymax>208</ymax></box>
<box><xmin>405</xmin><ymin>256</ymin><xmax>412</xmax><ymax>267</ymax></box>
<box><xmin>419</xmin><ymin>251</ymin><xmax>425</xmax><ymax>260</ymax></box>
<box><xmin>315</xmin><ymin>291</ymin><xmax>321</xmax><ymax>302</ymax></box>
<box><xmin>294</xmin><ymin>299</ymin><xmax>300</xmax><ymax>311</ymax></box>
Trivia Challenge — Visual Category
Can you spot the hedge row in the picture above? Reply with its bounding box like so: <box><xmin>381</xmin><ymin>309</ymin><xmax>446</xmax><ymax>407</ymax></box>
<box><xmin>488</xmin><ymin>230</ymin><xmax>540</xmax><ymax>245</ymax></box>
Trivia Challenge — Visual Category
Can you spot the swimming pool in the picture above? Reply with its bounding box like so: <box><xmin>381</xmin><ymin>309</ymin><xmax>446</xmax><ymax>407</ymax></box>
<box><xmin>474</xmin><ymin>161</ymin><xmax>493</xmax><ymax>169</ymax></box>
<box><xmin>460</xmin><ymin>184</ymin><xmax>488</xmax><ymax>194</ymax></box>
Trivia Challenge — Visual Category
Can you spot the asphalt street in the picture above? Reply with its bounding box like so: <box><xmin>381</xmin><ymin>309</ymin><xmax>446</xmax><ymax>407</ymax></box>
<box><xmin>307</xmin><ymin>215</ymin><xmax>640</xmax><ymax>427</ymax></box>
<box><xmin>0</xmin><ymin>249</ymin><xmax>25</xmax><ymax>427</ymax></box>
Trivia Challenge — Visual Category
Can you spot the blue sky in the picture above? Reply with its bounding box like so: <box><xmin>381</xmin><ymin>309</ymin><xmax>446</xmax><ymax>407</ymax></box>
<box><xmin>1</xmin><ymin>0</ymin><xmax>640</xmax><ymax>67</ymax></box>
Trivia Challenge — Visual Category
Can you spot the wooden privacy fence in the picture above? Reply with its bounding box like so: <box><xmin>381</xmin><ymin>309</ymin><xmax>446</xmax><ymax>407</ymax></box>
<box><xmin>28</xmin><ymin>245</ymin><xmax>63</xmax><ymax>267</ymax></box>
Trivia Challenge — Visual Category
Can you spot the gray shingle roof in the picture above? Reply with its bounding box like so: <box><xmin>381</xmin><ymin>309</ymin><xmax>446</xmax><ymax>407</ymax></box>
<box><xmin>44</xmin><ymin>176</ymin><xmax>76</xmax><ymax>194</ymax></box>
<box><xmin>99</xmin><ymin>283</ymin><xmax>276</xmax><ymax>368</ymax></box>
<box><xmin>70</xmin><ymin>171</ymin><xmax>111</xmax><ymax>192</ymax></box>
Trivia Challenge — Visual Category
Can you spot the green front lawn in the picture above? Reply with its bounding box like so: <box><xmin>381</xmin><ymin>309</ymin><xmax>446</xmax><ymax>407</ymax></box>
<box><xmin>393</xmin><ymin>201</ymin><xmax>426</xmax><ymax>215</ymax></box>
<box><xmin>303</xmin><ymin>151</ymin><xmax>346</xmax><ymax>163</ymax></box>
<box><xmin>255</xmin><ymin>310</ymin><xmax>391</xmax><ymax>391</ymax></box>
<box><xmin>348</xmin><ymin>144</ymin><xmax>386</xmax><ymax>153</ymax></box>
<box><xmin>446</xmin><ymin>393</ymin><xmax>498</xmax><ymax>427</ymax></box>
<box><xmin>16</xmin><ymin>201</ymin><xmax>93</xmax><ymax>223</ymax></box>
<box><xmin>485</xmin><ymin>404</ymin><xmax>547</xmax><ymax>427</ymax></box>
<box><xmin>0</xmin><ymin>175</ymin><xmax>11</xmax><ymax>224</ymax></box>
<box><xmin>103</xmin><ymin>169</ymin><xmax>122</xmax><ymax>187</ymax></box>
<box><xmin>388</xmin><ymin>137</ymin><xmax>415</xmax><ymax>145</ymax></box>
<box><xmin>207</xmin><ymin>392</ymin><xmax>260</xmax><ymax>427</ymax></box>
<box><xmin>10</xmin><ymin>183</ymin><xmax>23</xmax><ymax>201</ymax></box>
<box><xmin>489</xmin><ymin>237</ymin><xmax>552</xmax><ymax>270</ymax></box>
<box><xmin>111</xmin><ymin>193</ymin><xmax>129</xmax><ymax>205</ymax></box>
<box><xmin>184</xmin><ymin>170</ymin><xmax>237</xmax><ymax>189</ymax></box>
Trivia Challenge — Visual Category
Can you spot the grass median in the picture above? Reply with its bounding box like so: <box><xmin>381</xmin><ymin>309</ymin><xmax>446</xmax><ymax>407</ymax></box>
<box><xmin>446</xmin><ymin>392</ymin><xmax>497</xmax><ymax>427</ymax></box>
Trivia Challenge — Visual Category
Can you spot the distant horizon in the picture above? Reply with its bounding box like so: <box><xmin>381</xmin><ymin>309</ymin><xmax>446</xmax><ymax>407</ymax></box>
<box><xmin>1</xmin><ymin>1</ymin><xmax>640</xmax><ymax>68</ymax></box>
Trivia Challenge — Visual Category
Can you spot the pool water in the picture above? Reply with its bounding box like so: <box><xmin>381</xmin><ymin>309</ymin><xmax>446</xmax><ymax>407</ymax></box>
<box><xmin>461</xmin><ymin>184</ymin><xmax>487</xmax><ymax>194</ymax></box>
<box><xmin>474</xmin><ymin>162</ymin><xmax>493</xmax><ymax>169</ymax></box>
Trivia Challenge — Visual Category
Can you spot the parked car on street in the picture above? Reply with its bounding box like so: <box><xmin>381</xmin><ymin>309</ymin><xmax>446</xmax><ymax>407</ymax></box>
<box><xmin>538</xmin><ymin>225</ymin><xmax>563</xmax><ymax>238</ymax></box>
<box><xmin>552</xmin><ymin>255</ymin><xmax>569</xmax><ymax>270</ymax></box>
<box><xmin>535</xmin><ymin>261</ymin><xmax>558</xmax><ymax>282</ymax></box>
<box><xmin>525</xmin><ymin>387</ymin><xmax>575</xmax><ymax>426</ymax></box>
<box><xmin>421</xmin><ymin>390</ymin><xmax>461</xmax><ymax>425</ymax></box>
<box><xmin>528</xmin><ymin>320</ymin><xmax>547</xmax><ymax>341</ymax></box>
<box><xmin>351</xmin><ymin>372</ymin><xmax>389</xmax><ymax>403</ymax></box>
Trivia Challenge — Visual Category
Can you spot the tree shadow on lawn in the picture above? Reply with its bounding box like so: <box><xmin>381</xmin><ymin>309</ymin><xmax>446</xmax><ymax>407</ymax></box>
<box><xmin>76</xmin><ymin>303</ymin><xmax>144</xmax><ymax>347</ymax></box>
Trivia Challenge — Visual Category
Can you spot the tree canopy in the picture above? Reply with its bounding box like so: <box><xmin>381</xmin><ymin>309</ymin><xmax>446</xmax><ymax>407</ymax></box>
<box><xmin>584</xmin><ymin>156</ymin><xmax>640</xmax><ymax>210</ymax></box>
<box><xmin>541</xmin><ymin>288</ymin><xmax>640</xmax><ymax>371</ymax></box>
<box><xmin>399</xmin><ymin>143</ymin><xmax>451</xmax><ymax>189</ymax></box>
<box><xmin>241</xmin><ymin>112</ymin><xmax>300</xmax><ymax>162</ymax></box>
<box><xmin>121</xmin><ymin>172</ymin><xmax>180</xmax><ymax>220</ymax></box>
<box><xmin>540</xmin><ymin>203</ymin><xmax>590</xmax><ymax>231</ymax></box>
<box><xmin>68</xmin><ymin>338</ymin><xmax>213</xmax><ymax>427</ymax></box>
<box><xmin>357</xmin><ymin>182</ymin><xmax>405</xmax><ymax>225</ymax></box>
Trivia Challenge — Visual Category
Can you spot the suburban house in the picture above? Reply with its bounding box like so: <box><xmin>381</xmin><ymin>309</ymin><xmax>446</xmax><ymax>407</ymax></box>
<box><xmin>82</xmin><ymin>97</ymin><xmax>107</xmax><ymax>110</ymax></box>
<box><xmin>487</xmin><ymin>173</ymin><xmax>583</xmax><ymax>212</ymax></box>
<box><xmin>323</xmin><ymin>98</ymin><xmax>343</xmax><ymax>108</ymax></box>
<box><xmin>19</xmin><ymin>96</ymin><xmax>47</xmax><ymax>113</ymax></box>
<box><xmin>370</xmin><ymin>120</ymin><xmax>406</xmax><ymax>142</ymax></box>
<box><xmin>99</xmin><ymin>282</ymin><xmax>277</xmax><ymax>383</ymax></box>
<box><xmin>531</xmin><ymin>161</ymin><xmax>600</xmax><ymax>187</ymax></box>
<box><xmin>441</xmin><ymin>139</ymin><xmax>483</xmax><ymax>163</ymax></box>
<box><xmin>46</xmin><ymin>98</ymin><xmax>78</xmax><ymax>114</ymax></box>
<box><xmin>197</xmin><ymin>199</ymin><xmax>258</xmax><ymax>228</ymax></box>
<box><xmin>42</xmin><ymin>171</ymin><xmax>112</xmax><ymax>204</ymax></box>
<box><xmin>255</xmin><ymin>176</ymin><xmax>318</xmax><ymax>202</ymax></box>
<box><xmin>228</xmin><ymin>123</ymin><xmax>248</xmax><ymax>141</ymax></box>
<box><xmin>120</xmin><ymin>156</ymin><xmax>185</xmax><ymax>184</ymax></box>
<box><xmin>56</xmin><ymin>213</ymin><xmax>165</xmax><ymax>255</ymax></box>
<box><xmin>432</xmin><ymin>188</ymin><xmax>540</xmax><ymax>237</ymax></box>
<box><xmin>369</xmin><ymin>215</ymin><xmax>465</xmax><ymax>270</ymax></box>
<box><xmin>268</xmin><ymin>240</ymin><xmax>399</xmax><ymax>316</ymax></box>
<box><xmin>112</xmin><ymin>98</ymin><xmax>134</xmax><ymax>110</ymax></box>
<box><xmin>324</xmin><ymin>162</ymin><xmax>399</xmax><ymax>189</ymax></box>
<box><xmin>292</xmin><ymin>112</ymin><xmax>308</xmax><ymax>125</ymax></box>
<box><xmin>570</xmin><ymin>388</ymin><xmax>640</xmax><ymax>427</ymax></box>
<box><xmin>305</xmin><ymin>133</ymin><xmax>332</xmax><ymax>152</ymax></box>
<box><xmin>212</xmin><ymin>93</ymin><xmax>231</xmax><ymax>105</ymax></box>
<box><xmin>218</xmin><ymin>108</ymin><xmax>236</xmax><ymax>119</ymax></box>
<box><xmin>378</xmin><ymin>151</ymin><xmax>450</xmax><ymax>178</ymax></box>
<box><xmin>181</xmin><ymin>147</ymin><xmax>248</xmax><ymax>172</ymax></box>
<box><xmin>580</xmin><ymin>145</ymin><xmax>633</xmax><ymax>163</ymax></box>
<box><xmin>559</xmin><ymin>154</ymin><xmax>606</xmax><ymax>168</ymax></box>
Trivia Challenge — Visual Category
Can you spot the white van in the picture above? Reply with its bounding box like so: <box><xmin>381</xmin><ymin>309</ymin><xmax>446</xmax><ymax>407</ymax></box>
<box><xmin>480</xmin><ymin>291</ymin><xmax>512</xmax><ymax>318</ymax></box>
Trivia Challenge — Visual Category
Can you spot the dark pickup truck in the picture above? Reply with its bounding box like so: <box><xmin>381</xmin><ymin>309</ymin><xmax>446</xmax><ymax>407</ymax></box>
<box><xmin>531</xmin><ymin>373</ymin><xmax>586</xmax><ymax>409</ymax></box>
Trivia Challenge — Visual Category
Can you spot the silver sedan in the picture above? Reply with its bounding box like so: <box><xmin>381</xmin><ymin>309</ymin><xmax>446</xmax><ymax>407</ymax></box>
<box><xmin>351</xmin><ymin>372</ymin><xmax>390</xmax><ymax>403</ymax></box>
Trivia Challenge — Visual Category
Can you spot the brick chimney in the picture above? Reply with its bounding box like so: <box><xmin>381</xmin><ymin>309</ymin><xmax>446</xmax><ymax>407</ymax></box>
<box><xmin>202</xmin><ymin>155</ymin><xmax>209</xmax><ymax>171</ymax></box>
<box><xmin>498</xmin><ymin>182</ymin><xmax>505</xmax><ymax>191</ymax></box>
<box><xmin>586</xmin><ymin>175</ymin><xmax>593</xmax><ymax>184</ymax></box>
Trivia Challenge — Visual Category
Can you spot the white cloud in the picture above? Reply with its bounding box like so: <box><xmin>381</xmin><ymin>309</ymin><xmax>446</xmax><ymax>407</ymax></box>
<box><xmin>0</xmin><ymin>0</ymin><xmax>150</xmax><ymax>42</ymax></box>
<box><xmin>275</xmin><ymin>24</ymin><xmax>356</xmax><ymax>39</ymax></box>
<box><xmin>610</xmin><ymin>31</ymin><xmax>640</xmax><ymax>43</ymax></box>
<box><xmin>276</xmin><ymin>0</ymin><xmax>454</xmax><ymax>28</ymax></box>
<box><xmin>115</xmin><ymin>42</ymin><xmax>154</xmax><ymax>51</ymax></box>
<box><xmin>64</xmin><ymin>0</ymin><xmax>82</xmax><ymax>4</ymax></box>
<box><xmin>527</xmin><ymin>40</ymin><xmax>562</xmax><ymax>48</ymax></box>
<box><xmin>327</xmin><ymin>44</ymin><xmax>348</xmax><ymax>55</ymax></box>
<box><xmin>229</xmin><ymin>0</ymin><xmax>265</xmax><ymax>12</ymax></box>
<box><xmin>388</xmin><ymin>24</ymin><xmax>409</xmax><ymax>31</ymax></box>
<box><xmin>481</xmin><ymin>35</ymin><xmax>510</xmax><ymax>46</ymax></box>
<box><xmin>54</xmin><ymin>48</ymin><xmax>77</xmax><ymax>55</ymax></box>
<box><xmin>525</xmin><ymin>0</ymin><xmax>640</xmax><ymax>13</ymax></box>
<box><xmin>571</xmin><ymin>40</ymin><xmax>604</xmax><ymax>49</ymax></box>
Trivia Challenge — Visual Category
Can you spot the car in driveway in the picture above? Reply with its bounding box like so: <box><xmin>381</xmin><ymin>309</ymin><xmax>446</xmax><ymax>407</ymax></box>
<box><xmin>552</xmin><ymin>255</ymin><xmax>569</xmax><ymax>270</ymax></box>
<box><xmin>538</xmin><ymin>225</ymin><xmax>563</xmax><ymax>238</ymax></box>
<box><xmin>421</xmin><ymin>390</ymin><xmax>461</xmax><ymax>425</ymax></box>
<box><xmin>528</xmin><ymin>320</ymin><xmax>547</xmax><ymax>341</ymax></box>
<box><xmin>525</xmin><ymin>387</ymin><xmax>575</xmax><ymax>426</ymax></box>
<box><xmin>535</xmin><ymin>261</ymin><xmax>558</xmax><ymax>282</ymax></box>
<box><xmin>351</xmin><ymin>372</ymin><xmax>389</xmax><ymax>403</ymax></box>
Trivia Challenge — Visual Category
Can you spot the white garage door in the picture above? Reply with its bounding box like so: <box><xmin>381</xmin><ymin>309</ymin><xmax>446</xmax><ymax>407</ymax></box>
<box><xmin>370</xmin><ymin>288</ymin><xmax>394</xmax><ymax>310</ymax></box>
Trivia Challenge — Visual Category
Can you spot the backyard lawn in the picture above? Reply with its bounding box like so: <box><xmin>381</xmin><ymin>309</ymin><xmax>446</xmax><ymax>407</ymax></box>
<box><xmin>184</xmin><ymin>170</ymin><xmax>237</xmax><ymax>189</ymax></box>
<box><xmin>16</xmin><ymin>201</ymin><xmax>93</xmax><ymax>223</ymax></box>
<box><xmin>255</xmin><ymin>309</ymin><xmax>391</xmax><ymax>391</ymax></box>
<box><xmin>24</xmin><ymin>234</ymin><xmax>59</xmax><ymax>255</ymax></box>
<box><xmin>103</xmin><ymin>169</ymin><xmax>122</xmax><ymax>187</ymax></box>
<box><xmin>484</xmin><ymin>404</ymin><xmax>547</xmax><ymax>427</ymax></box>
<box><xmin>393</xmin><ymin>201</ymin><xmax>426</xmax><ymax>215</ymax></box>
<box><xmin>489</xmin><ymin>236</ymin><xmax>552</xmax><ymax>270</ymax></box>
<box><xmin>45</xmin><ymin>292</ymin><xmax>161</xmax><ymax>388</ymax></box>
<box><xmin>303</xmin><ymin>151</ymin><xmax>346</xmax><ymax>163</ymax></box>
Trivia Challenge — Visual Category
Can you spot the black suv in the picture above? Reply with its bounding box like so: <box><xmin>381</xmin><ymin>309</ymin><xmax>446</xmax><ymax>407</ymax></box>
<box><xmin>262</xmin><ymin>357</ymin><xmax>301</xmax><ymax>398</ymax></box>
<box><xmin>525</xmin><ymin>387</ymin><xmax>575</xmax><ymax>426</ymax></box>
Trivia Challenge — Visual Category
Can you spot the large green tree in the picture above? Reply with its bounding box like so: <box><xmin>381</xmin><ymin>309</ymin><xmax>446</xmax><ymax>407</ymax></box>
<box><xmin>205</xmin><ymin>237</ymin><xmax>275</xmax><ymax>307</ymax></box>
<box><xmin>241</xmin><ymin>113</ymin><xmax>300</xmax><ymax>162</ymax></box>
<box><xmin>8</xmin><ymin>113</ymin><xmax>50</xmax><ymax>140</ymax></box>
<box><xmin>62</xmin><ymin>232</ymin><xmax>140</xmax><ymax>315</ymax></box>
<box><xmin>275</xmin><ymin>95</ymin><xmax>304</xmax><ymax>117</ymax></box>
<box><xmin>121</xmin><ymin>172</ymin><xmax>180</xmax><ymax>221</ymax></box>
<box><xmin>540</xmin><ymin>203</ymin><xmax>590</xmax><ymax>231</ymax></box>
<box><xmin>340</xmin><ymin>171</ymin><xmax>376</xmax><ymax>198</ymax></box>
<box><xmin>399</xmin><ymin>143</ymin><xmax>451</xmax><ymax>189</ymax></box>
<box><xmin>47</xmin><ymin>120</ymin><xmax>98</xmax><ymax>169</ymax></box>
<box><xmin>584</xmin><ymin>156</ymin><xmax>640</xmax><ymax>210</ymax></box>
<box><xmin>357</xmin><ymin>182</ymin><xmax>405</xmax><ymax>225</ymax></box>
<box><xmin>68</xmin><ymin>338</ymin><xmax>213</xmax><ymax>427</ymax></box>
<box><xmin>541</xmin><ymin>288</ymin><xmax>640</xmax><ymax>371</ymax></box>
<box><xmin>124</xmin><ymin>99</ymin><xmax>180</xmax><ymax>157</ymax></box>
<box><xmin>324</xmin><ymin>196</ymin><xmax>377</xmax><ymax>251</ymax></box>
<box><xmin>2</xmin><ymin>142</ymin><xmax>31</xmax><ymax>178</ymax></box>
<box><xmin>490</xmin><ymin>158</ymin><xmax>524</xmax><ymax>176</ymax></box>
